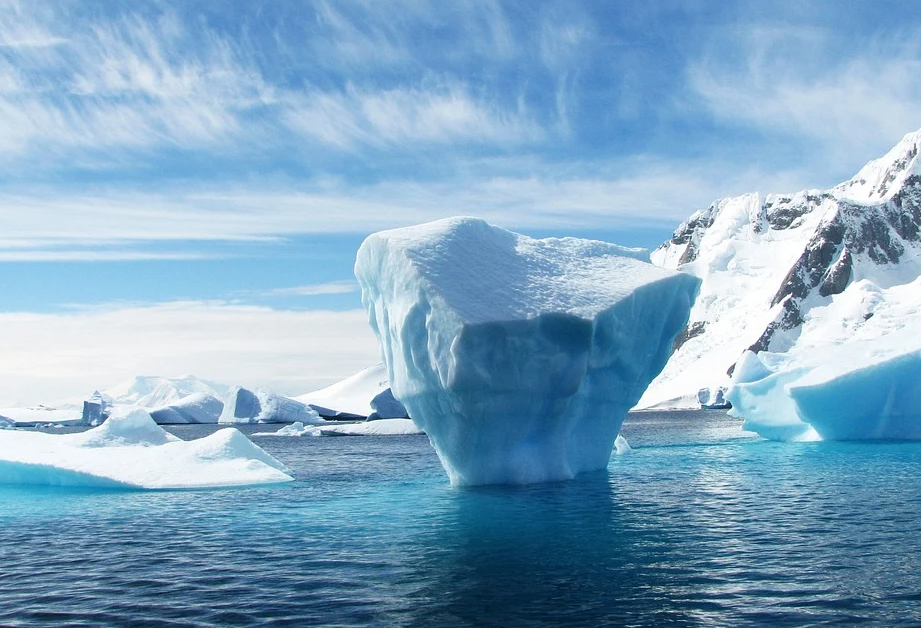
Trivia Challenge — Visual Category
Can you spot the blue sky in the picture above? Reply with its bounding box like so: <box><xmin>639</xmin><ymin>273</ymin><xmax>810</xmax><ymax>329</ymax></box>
<box><xmin>2</xmin><ymin>0</ymin><xmax>921</xmax><ymax>404</ymax></box>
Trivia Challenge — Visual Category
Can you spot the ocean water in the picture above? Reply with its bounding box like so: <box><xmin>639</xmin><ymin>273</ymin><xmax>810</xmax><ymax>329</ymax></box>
<box><xmin>2</xmin><ymin>410</ymin><xmax>921</xmax><ymax>627</ymax></box>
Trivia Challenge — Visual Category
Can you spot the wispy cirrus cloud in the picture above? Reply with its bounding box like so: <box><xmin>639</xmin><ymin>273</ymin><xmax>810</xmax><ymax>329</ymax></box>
<box><xmin>688</xmin><ymin>25</ymin><xmax>921</xmax><ymax>168</ymax></box>
<box><xmin>262</xmin><ymin>281</ymin><xmax>359</xmax><ymax>297</ymax></box>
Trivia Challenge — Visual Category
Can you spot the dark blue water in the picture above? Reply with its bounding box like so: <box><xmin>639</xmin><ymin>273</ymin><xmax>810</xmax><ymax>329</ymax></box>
<box><xmin>3</xmin><ymin>411</ymin><xmax>921</xmax><ymax>627</ymax></box>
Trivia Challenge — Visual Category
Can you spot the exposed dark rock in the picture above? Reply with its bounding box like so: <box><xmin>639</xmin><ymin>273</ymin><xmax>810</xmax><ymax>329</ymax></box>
<box><xmin>672</xmin><ymin>320</ymin><xmax>706</xmax><ymax>353</ymax></box>
<box><xmin>819</xmin><ymin>248</ymin><xmax>852</xmax><ymax>297</ymax></box>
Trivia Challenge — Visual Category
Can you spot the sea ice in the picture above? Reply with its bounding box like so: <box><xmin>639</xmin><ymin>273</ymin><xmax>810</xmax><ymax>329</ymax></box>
<box><xmin>258</xmin><ymin>418</ymin><xmax>423</xmax><ymax>437</ymax></box>
<box><xmin>355</xmin><ymin>216</ymin><xmax>699</xmax><ymax>485</ymax></box>
<box><xmin>220</xmin><ymin>387</ymin><xmax>322</xmax><ymax>424</ymax></box>
<box><xmin>0</xmin><ymin>407</ymin><xmax>293</xmax><ymax>489</ymax></box>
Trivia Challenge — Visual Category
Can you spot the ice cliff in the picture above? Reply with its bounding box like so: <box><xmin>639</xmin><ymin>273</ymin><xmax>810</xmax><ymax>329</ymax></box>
<box><xmin>355</xmin><ymin>217</ymin><xmax>700</xmax><ymax>485</ymax></box>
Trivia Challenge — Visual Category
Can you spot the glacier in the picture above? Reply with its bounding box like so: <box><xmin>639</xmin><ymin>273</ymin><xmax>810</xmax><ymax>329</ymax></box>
<box><xmin>355</xmin><ymin>216</ymin><xmax>700</xmax><ymax>486</ymax></box>
<box><xmin>0</xmin><ymin>407</ymin><xmax>293</xmax><ymax>489</ymax></box>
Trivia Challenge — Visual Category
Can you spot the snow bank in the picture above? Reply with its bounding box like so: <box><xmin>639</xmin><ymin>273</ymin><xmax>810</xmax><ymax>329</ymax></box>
<box><xmin>0</xmin><ymin>407</ymin><xmax>293</xmax><ymax>489</ymax></box>
<box><xmin>355</xmin><ymin>217</ymin><xmax>699</xmax><ymax>485</ymax></box>
<box><xmin>220</xmin><ymin>387</ymin><xmax>322</xmax><ymax>424</ymax></box>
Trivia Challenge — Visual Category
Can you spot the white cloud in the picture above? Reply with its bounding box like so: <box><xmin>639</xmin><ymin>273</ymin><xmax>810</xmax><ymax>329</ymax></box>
<box><xmin>0</xmin><ymin>154</ymin><xmax>823</xmax><ymax>260</ymax></box>
<box><xmin>0</xmin><ymin>301</ymin><xmax>381</xmax><ymax>406</ymax></box>
<box><xmin>688</xmin><ymin>26</ymin><xmax>921</xmax><ymax>169</ymax></box>
<box><xmin>284</xmin><ymin>82</ymin><xmax>541</xmax><ymax>149</ymax></box>
<box><xmin>263</xmin><ymin>281</ymin><xmax>359</xmax><ymax>297</ymax></box>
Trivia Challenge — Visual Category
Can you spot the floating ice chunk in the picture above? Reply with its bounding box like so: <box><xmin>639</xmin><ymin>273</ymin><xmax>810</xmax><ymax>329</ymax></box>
<box><xmin>614</xmin><ymin>434</ymin><xmax>632</xmax><ymax>455</ymax></box>
<box><xmin>220</xmin><ymin>387</ymin><xmax>322</xmax><ymax>424</ymax></box>
<box><xmin>368</xmin><ymin>388</ymin><xmax>408</xmax><ymax>420</ymax></box>
<box><xmin>0</xmin><ymin>407</ymin><xmax>293</xmax><ymax>489</ymax></box>
<box><xmin>355</xmin><ymin>217</ymin><xmax>699</xmax><ymax>485</ymax></box>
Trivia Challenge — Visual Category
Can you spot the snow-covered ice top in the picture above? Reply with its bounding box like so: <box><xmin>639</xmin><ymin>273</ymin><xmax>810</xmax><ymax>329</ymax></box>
<box><xmin>0</xmin><ymin>407</ymin><xmax>293</xmax><ymax>489</ymax></box>
<box><xmin>356</xmin><ymin>216</ymin><xmax>699</xmax><ymax>485</ymax></box>
<box><xmin>367</xmin><ymin>216</ymin><xmax>652</xmax><ymax>325</ymax></box>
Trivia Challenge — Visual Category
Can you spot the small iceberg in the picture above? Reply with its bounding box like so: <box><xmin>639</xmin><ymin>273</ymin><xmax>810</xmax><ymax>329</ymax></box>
<box><xmin>0</xmin><ymin>407</ymin><xmax>293</xmax><ymax>489</ymax></box>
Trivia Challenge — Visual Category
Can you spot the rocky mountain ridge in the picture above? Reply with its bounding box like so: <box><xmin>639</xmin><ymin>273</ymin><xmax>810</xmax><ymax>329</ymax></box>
<box><xmin>638</xmin><ymin>129</ymin><xmax>921</xmax><ymax>408</ymax></box>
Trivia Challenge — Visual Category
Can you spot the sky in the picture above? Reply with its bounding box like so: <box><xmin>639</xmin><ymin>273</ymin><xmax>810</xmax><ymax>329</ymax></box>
<box><xmin>2</xmin><ymin>0</ymin><xmax>921</xmax><ymax>405</ymax></box>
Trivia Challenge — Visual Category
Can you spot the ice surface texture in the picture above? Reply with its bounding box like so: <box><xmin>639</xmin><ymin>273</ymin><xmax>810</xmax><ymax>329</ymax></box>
<box><xmin>355</xmin><ymin>217</ymin><xmax>700</xmax><ymax>485</ymax></box>
<box><xmin>0</xmin><ymin>407</ymin><xmax>293</xmax><ymax>489</ymax></box>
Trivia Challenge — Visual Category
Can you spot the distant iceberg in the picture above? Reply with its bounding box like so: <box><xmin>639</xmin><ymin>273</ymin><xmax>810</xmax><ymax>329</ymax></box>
<box><xmin>0</xmin><ymin>407</ymin><xmax>293</xmax><ymax>489</ymax></box>
<box><xmin>355</xmin><ymin>216</ymin><xmax>699</xmax><ymax>485</ymax></box>
<box><xmin>220</xmin><ymin>387</ymin><xmax>322</xmax><ymax>424</ymax></box>
<box><xmin>295</xmin><ymin>363</ymin><xmax>408</xmax><ymax>419</ymax></box>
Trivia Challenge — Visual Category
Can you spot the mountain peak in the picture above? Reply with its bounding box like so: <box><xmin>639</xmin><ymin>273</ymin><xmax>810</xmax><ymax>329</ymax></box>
<box><xmin>835</xmin><ymin>128</ymin><xmax>921</xmax><ymax>203</ymax></box>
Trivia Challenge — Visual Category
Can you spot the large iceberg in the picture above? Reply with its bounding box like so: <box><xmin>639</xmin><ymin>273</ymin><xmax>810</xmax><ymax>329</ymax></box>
<box><xmin>727</xmin><ymin>277</ymin><xmax>921</xmax><ymax>440</ymax></box>
<box><xmin>355</xmin><ymin>217</ymin><xmax>700</xmax><ymax>485</ymax></box>
<box><xmin>0</xmin><ymin>407</ymin><xmax>293</xmax><ymax>489</ymax></box>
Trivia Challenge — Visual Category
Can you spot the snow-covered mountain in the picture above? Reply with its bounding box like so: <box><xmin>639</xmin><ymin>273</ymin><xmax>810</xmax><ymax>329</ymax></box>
<box><xmin>639</xmin><ymin>128</ymin><xmax>921</xmax><ymax>409</ymax></box>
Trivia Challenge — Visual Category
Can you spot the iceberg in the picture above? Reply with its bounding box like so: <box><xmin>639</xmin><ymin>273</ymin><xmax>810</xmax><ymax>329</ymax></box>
<box><xmin>220</xmin><ymin>387</ymin><xmax>322</xmax><ymax>424</ymax></box>
<box><xmin>0</xmin><ymin>407</ymin><xmax>293</xmax><ymax>489</ymax></box>
<box><xmin>727</xmin><ymin>307</ymin><xmax>921</xmax><ymax>441</ymax></box>
<box><xmin>355</xmin><ymin>216</ymin><xmax>700</xmax><ymax>485</ymax></box>
<box><xmin>296</xmin><ymin>363</ymin><xmax>408</xmax><ymax>419</ymax></box>
<box><xmin>150</xmin><ymin>392</ymin><xmax>225</xmax><ymax>424</ymax></box>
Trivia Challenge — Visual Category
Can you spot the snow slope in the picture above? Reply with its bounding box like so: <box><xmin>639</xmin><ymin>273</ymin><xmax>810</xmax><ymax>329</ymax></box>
<box><xmin>356</xmin><ymin>216</ymin><xmax>698</xmax><ymax>485</ymax></box>
<box><xmin>0</xmin><ymin>407</ymin><xmax>293</xmax><ymax>489</ymax></box>
<box><xmin>642</xmin><ymin>128</ymin><xmax>921</xmax><ymax>408</ymax></box>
